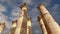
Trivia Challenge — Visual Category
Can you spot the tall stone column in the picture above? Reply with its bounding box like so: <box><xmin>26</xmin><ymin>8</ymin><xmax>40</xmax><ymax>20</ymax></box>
<box><xmin>37</xmin><ymin>5</ymin><xmax>60</xmax><ymax>34</ymax></box>
<box><xmin>38</xmin><ymin>16</ymin><xmax>48</xmax><ymax>34</ymax></box>
<box><xmin>0</xmin><ymin>23</ymin><xmax>6</xmax><ymax>34</ymax></box>
<box><xmin>9</xmin><ymin>20</ymin><xmax>17</xmax><ymax>34</ymax></box>
<box><xmin>27</xmin><ymin>17</ymin><xmax>32</xmax><ymax>34</ymax></box>
<box><xmin>14</xmin><ymin>3</ymin><xmax>28</xmax><ymax>34</ymax></box>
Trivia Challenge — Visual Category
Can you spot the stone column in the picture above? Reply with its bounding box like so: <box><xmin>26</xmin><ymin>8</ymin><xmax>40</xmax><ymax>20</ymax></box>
<box><xmin>9</xmin><ymin>20</ymin><xmax>17</xmax><ymax>34</ymax></box>
<box><xmin>0</xmin><ymin>23</ymin><xmax>6</xmax><ymax>34</ymax></box>
<box><xmin>37</xmin><ymin>5</ymin><xmax>60</xmax><ymax>34</ymax></box>
<box><xmin>38</xmin><ymin>16</ymin><xmax>47</xmax><ymax>34</ymax></box>
<box><xmin>27</xmin><ymin>17</ymin><xmax>32</xmax><ymax>34</ymax></box>
<box><xmin>14</xmin><ymin>3</ymin><xmax>28</xmax><ymax>34</ymax></box>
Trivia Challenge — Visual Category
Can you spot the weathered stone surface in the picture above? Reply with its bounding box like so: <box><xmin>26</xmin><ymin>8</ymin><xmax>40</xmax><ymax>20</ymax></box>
<box><xmin>38</xmin><ymin>16</ymin><xmax>48</xmax><ymax>34</ymax></box>
<box><xmin>37</xmin><ymin>5</ymin><xmax>60</xmax><ymax>34</ymax></box>
<box><xmin>14</xmin><ymin>3</ymin><xmax>28</xmax><ymax>34</ymax></box>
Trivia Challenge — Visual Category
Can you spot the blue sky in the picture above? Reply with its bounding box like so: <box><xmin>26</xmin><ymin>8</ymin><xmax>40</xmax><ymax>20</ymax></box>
<box><xmin>0</xmin><ymin>0</ymin><xmax>60</xmax><ymax>34</ymax></box>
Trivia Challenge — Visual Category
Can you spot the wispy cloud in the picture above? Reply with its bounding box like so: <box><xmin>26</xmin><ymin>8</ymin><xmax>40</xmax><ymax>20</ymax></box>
<box><xmin>0</xmin><ymin>4</ymin><xmax>9</xmax><ymax>34</ymax></box>
<box><xmin>10</xmin><ymin>7</ymin><xmax>20</xmax><ymax>20</ymax></box>
<box><xmin>49</xmin><ymin>4</ymin><xmax>60</xmax><ymax>16</ymax></box>
<box><xmin>50</xmin><ymin>4</ymin><xmax>59</xmax><ymax>11</ymax></box>
<box><xmin>0</xmin><ymin>4</ymin><xmax>7</xmax><ymax>12</ymax></box>
<box><xmin>22</xmin><ymin>0</ymin><xmax>32</xmax><ymax>5</ymax></box>
<box><xmin>0</xmin><ymin>13</ymin><xmax>7</xmax><ymax>23</ymax></box>
<box><xmin>0</xmin><ymin>4</ymin><xmax>7</xmax><ymax>23</ymax></box>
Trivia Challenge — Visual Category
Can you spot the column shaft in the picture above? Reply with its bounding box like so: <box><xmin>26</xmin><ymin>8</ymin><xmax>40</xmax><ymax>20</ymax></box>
<box><xmin>27</xmin><ymin>18</ymin><xmax>32</xmax><ymax>34</ymax></box>
<box><xmin>37</xmin><ymin>5</ymin><xmax>60</xmax><ymax>34</ymax></box>
<box><xmin>38</xmin><ymin>16</ymin><xmax>48</xmax><ymax>34</ymax></box>
<box><xmin>9</xmin><ymin>20</ymin><xmax>17</xmax><ymax>34</ymax></box>
<box><xmin>14</xmin><ymin>3</ymin><xmax>28</xmax><ymax>34</ymax></box>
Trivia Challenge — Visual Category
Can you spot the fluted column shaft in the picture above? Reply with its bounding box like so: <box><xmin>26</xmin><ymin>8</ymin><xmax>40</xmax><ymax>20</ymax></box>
<box><xmin>37</xmin><ymin>5</ymin><xmax>60</xmax><ymax>34</ymax></box>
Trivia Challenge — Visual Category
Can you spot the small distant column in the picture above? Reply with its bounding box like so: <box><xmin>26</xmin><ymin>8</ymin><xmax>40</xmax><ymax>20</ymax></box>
<box><xmin>9</xmin><ymin>20</ymin><xmax>17</xmax><ymax>34</ymax></box>
<box><xmin>0</xmin><ymin>23</ymin><xmax>6</xmax><ymax>34</ymax></box>
<box><xmin>27</xmin><ymin>17</ymin><xmax>32</xmax><ymax>34</ymax></box>
<box><xmin>38</xmin><ymin>16</ymin><xmax>47</xmax><ymax>34</ymax></box>
<box><xmin>37</xmin><ymin>5</ymin><xmax>60</xmax><ymax>34</ymax></box>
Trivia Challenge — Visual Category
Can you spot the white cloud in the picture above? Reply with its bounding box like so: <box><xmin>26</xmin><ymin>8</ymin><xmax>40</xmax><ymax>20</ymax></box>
<box><xmin>0</xmin><ymin>4</ymin><xmax>11</xmax><ymax>34</ymax></box>
<box><xmin>0</xmin><ymin>4</ymin><xmax>9</xmax><ymax>33</ymax></box>
<box><xmin>22</xmin><ymin>0</ymin><xmax>32</xmax><ymax>4</ymax></box>
<box><xmin>0</xmin><ymin>4</ymin><xmax>7</xmax><ymax>23</ymax></box>
<box><xmin>0</xmin><ymin>4</ymin><xmax>7</xmax><ymax>12</ymax></box>
<box><xmin>0</xmin><ymin>3</ymin><xmax>11</xmax><ymax>29</ymax></box>
<box><xmin>11</xmin><ymin>7</ymin><xmax>20</xmax><ymax>20</ymax></box>
<box><xmin>12</xmin><ymin>7</ymin><xmax>20</xmax><ymax>16</ymax></box>
<box><xmin>0</xmin><ymin>13</ymin><xmax>7</xmax><ymax>23</ymax></box>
